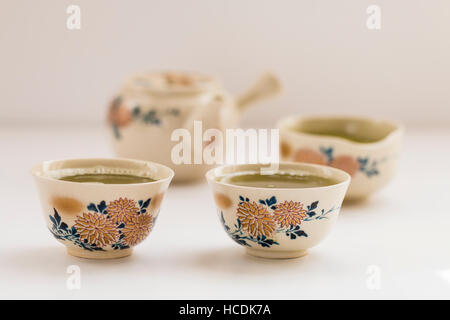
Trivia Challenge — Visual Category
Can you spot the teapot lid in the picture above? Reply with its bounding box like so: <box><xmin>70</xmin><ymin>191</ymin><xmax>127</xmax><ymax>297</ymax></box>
<box><xmin>123</xmin><ymin>71</ymin><xmax>221</xmax><ymax>94</ymax></box>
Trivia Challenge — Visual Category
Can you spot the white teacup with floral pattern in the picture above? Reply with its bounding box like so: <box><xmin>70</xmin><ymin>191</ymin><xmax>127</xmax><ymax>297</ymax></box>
<box><xmin>278</xmin><ymin>116</ymin><xmax>404</xmax><ymax>200</ymax></box>
<box><xmin>206</xmin><ymin>163</ymin><xmax>350</xmax><ymax>259</ymax></box>
<box><xmin>32</xmin><ymin>158</ymin><xmax>174</xmax><ymax>259</ymax></box>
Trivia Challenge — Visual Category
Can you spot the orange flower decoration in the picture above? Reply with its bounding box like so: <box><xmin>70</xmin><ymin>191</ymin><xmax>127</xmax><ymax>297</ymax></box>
<box><xmin>122</xmin><ymin>214</ymin><xmax>153</xmax><ymax>246</ymax></box>
<box><xmin>273</xmin><ymin>201</ymin><xmax>307</xmax><ymax>228</ymax></box>
<box><xmin>236</xmin><ymin>201</ymin><xmax>276</xmax><ymax>238</ymax></box>
<box><xmin>330</xmin><ymin>155</ymin><xmax>360</xmax><ymax>176</ymax></box>
<box><xmin>74</xmin><ymin>212</ymin><xmax>119</xmax><ymax>247</ymax></box>
<box><xmin>280</xmin><ymin>142</ymin><xmax>292</xmax><ymax>158</ymax></box>
<box><xmin>164</xmin><ymin>72</ymin><xmax>193</xmax><ymax>86</ymax></box>
<box><xmin>107</xmin><ymin>198</ymin><xmax>138</xmax><ymax>224</ymax></box>
<box><xmin>108</xmin><ymin>98</ymin><xmax>132</xmax><ymax>127</ymax></box>
<box><xmin>214</xmin><ymin>193</ymin><xmax>232</xmax><ymax>209</ymax></box>
<box><xmin>294</xmin><ymin>148</ymin><xmax>327</xmax><ymax>165</ymax></box>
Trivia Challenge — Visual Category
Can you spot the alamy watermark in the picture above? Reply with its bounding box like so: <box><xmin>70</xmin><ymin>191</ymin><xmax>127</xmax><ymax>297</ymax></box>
<box><xmin>66</xmin><ymin>265</ymin><xmax>81</xmax><ymax>290</ymax></box>
<box><xmin>366</xmin><ymin>265</ymin><xmax>382</xmax><ymax>290</ymax></box>
<box><xmin>66</xmin><ymin>5</ymin><xmax>81</xmax><ymax>30</ymax></box>
<box><xmin>366</xmin><ymin>5</ymin><xmax>381</xmax><ymax>30</ymax></box>
<box><xmin>171</xmin><ymin>121</ymin><xmax>280</xmax><ymax>173</ymax></box>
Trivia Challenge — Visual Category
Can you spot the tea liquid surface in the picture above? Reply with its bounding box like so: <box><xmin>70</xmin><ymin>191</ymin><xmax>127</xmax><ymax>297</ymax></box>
<box><xmin>222</xmin><ymin>173</ymin><xmax>338</xmax><ymax>189</ymax></box>
<box><xmin>59</xmin><ymin>173</ymin><xmax>156</xmax><ymax>184</ymax></box>
<box><xmin>298</xmin><ymin>128</ymin><xmax>378</xmax><ymax>143</ymax></box>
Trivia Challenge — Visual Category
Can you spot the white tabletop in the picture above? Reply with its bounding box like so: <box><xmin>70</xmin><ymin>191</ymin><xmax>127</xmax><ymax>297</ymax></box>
<box><xmin>0</xmin><ymin>124</ymin><xmax>449</xmax><ymax>299</ymax></box>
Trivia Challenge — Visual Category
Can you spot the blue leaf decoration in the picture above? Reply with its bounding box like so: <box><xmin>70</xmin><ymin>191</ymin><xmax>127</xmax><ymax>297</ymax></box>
<box><xmin>49</xmin><ymin>215</ymin><xmax>57</xmax><ymax>227</ymax></box>
<box><xmin>142</xmin><ymin>198</ymin><xmax>151</xmax><ymax>209</ymax></box>
<box><xmin>54</xmin><ymin>209</ymin><xmax>61</xmax><ymax>225</ymax></box>
<box><xmin>97</xmin><ymin>201</ymin><xmax>107</xmax><ymax>213</ymax></box>
<box><xmin>87</xmin><ymin>203</ymin><xmax>98</xmax><ymax>212</ymax></box>
<box><xmin>309</xmin><ymin>201</ymin><xmax>319</xmax><ymax>210</ymax></box>
<box><xmin>267</xmin><ymin>196</ymin><xmax>277</xmax><ymax>206</ymax></box>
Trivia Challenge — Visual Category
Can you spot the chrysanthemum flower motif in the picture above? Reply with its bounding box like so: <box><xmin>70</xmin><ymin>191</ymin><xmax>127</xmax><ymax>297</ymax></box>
<box><xmin>236</xmin><ymin>201</ymin><xmax>276</xmax><ymax>238</ymax></box>
<box><xmin>74</xmin><ymin>212</ymin><xmax>119</xmax><ymax>247</ymax></box>
<box><xmin>108</xmin><ymin>103</ymin><xmax>132</xmax><ymax>127</ymax></box>
<box><xmin>330</xmin><ymin>155</ymin><xmax>360</xmax><ymax>176</ymax></box>
<box><xmin>294</xmin><ymin>148</ymin><xmax>327</xmax><ymax>165</ymax></box>
<box><xmin>107</xmin><ymin>198</ymin><xmax>138</xmax><ymax>224</ymax></box>
<box><xmin>273</xmin><ymin>200</ymin><xmax>308</xmax><ymax>229</ymax></box>
<box><xmin>122</xmin><ymin>214</ymin><xmax>153</xmax><ymax>246</ymax></box>
<box><xmin>280</xmin><ymin>142</ymin><xmax>292</xmax><ymax>158</ymax></box>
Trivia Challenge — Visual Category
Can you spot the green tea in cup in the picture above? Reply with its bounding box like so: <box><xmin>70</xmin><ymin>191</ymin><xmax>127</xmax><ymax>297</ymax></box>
<box><xmin>292</xmin><ymin>118</ymin><xmax>393</xmax><ymax>143</ymax></box>
<box><xmin>297</xmin><ymin>128</ymin><xmax>378</xmax><ymax>143</ymax></box>
<box><xmin>59</xmin><ymin>173</ymin><xmax>156</xmax><ymax>184</ymax></box>
<box><xmin>219</xmin><ymin>172</ymin><xmax>338</xmax><ymax>189</ymax></box>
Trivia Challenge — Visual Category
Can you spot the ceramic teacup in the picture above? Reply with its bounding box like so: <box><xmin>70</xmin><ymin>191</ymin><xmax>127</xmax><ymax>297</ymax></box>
<box><xmin>32</xmin><ymin>158</ymin><xmax>174</xmax><ymax>259</ymax></box>
<box><xmin>278</xmin><ymin>115</ymin><xmax>404</xmax><ymax>200</ymax></box>
<box><xmin>206</xmin><ymin>162</ymin><xmax>350</xmax><ymax>259</ymax></box>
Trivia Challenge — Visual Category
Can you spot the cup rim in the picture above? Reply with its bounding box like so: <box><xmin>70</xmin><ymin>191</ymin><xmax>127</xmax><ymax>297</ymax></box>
<box><xmin>277</xmin><ymin>114</ymin><xmax>405</xmax><ymax>148</ymax></box>
<box><xmin>206</xmin><ymin>162</ymin><xmax>351</xmax><ymax>192</ymax></box>
<box><xmin>31</xmin><ymin>157</ymin><xmax>175</xmax><ymax>186</ymax></box>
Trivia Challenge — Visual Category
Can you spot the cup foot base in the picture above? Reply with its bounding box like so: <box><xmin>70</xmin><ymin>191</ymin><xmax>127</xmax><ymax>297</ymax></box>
<box><xmin>245</xmin><ymin>248</ymin><xmax>308</xmax><ymax>259</ymax></box>
<box><xmin>67</xmin><ymin>247</ymin><xmax>133</xmax><ymax>260</ymax></box>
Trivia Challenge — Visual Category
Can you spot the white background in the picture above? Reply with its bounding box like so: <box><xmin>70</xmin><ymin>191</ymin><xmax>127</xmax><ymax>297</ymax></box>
<box><xmin>1</xmin><ymin>0</ymin><xmax>450</xmax><ymax>300</ymax></box>
<box><xmin>0</xmin><ymin>0</ymin><xmax>449</xmax><ymax>127</ymax></box>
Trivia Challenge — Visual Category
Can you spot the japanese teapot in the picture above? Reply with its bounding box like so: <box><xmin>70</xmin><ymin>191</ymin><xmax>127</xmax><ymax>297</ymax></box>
<box><xmin>107</xmin><ymin>71</ymin><xmax>281</xmax><ymax>182</ymax></box>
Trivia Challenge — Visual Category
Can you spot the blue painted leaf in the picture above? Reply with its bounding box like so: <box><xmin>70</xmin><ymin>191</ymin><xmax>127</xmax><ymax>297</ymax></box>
<box><xmin>132</xmin><ymin>106</ymin><xmax>141</xmax><ymax>116</ymax></box>
<box><xmin>271</xmin><ymin>206</ymin><xmax>276</xmax><ymax>210</ymax></box>
<box><xmin>87</xmin><ymin>203</ymin><xmax>98</xmax><ymax>212</ymax></box>
<box><xmin>259</xmin><ymin>200</ymin><xmax>266</xmax><ymax>205</ymax></box>
<box><xmin>54</xmin><ymin>210</ymin><xmax>61</xmax><ymax>225</ymax></box>
<box><xmin>239</xmin><ymin>196</ymin><xmax>244</xmax><ymax>201</ymax></box>
<box><xmin>97</xmin><ymin>201</ymin><xmax>107</xmax><ymax>213</ymax></box>
<box><xmin>290</xmin><ymin>233</ymin><xmax>297</xmax><ymax>240</ymax></box>
<box><xmin>307</xmin><ymin>211</ymin><xmax>316</xmax><ymax>217</ymax></box>
<box><xmin>49</xmin><ymin>215</ymin><xmax>57</xmax><ymax>227</ymax></box>
<box><xmin>112</xmin><ymin>124</ymin><xmax>120</xmax><ymax>139</ymax></box>
<box><xmin>60</xmin><ymin>222</ymin><xmax>68</xmax><ymax>231</ymax></box>
<box><xmin>142</xmin><ymin>198</ymin><xmax>151</xmax><ymax>209</ymax></box>
<box><xmin>310</xmin><ymin>201</ymin><xmax>319</xmax><ymax>210</ymax></box>
<box><xmin>294</xmin><ymin>230</ymin><xmax>308</xmax><ymax>237</ymax></box>
<box><xmin>358</xmin><ymin>158</ymin><xmax>368</xmax><ymax>166</ymax></box>
<box><xmin>267</xmin><ymin>196</ymin><xmax>277</xmax><ymax>206</ymax></box>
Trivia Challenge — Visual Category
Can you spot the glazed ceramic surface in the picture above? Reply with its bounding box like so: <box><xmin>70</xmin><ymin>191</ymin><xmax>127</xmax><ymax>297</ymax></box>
<box><xmin>32</xmin><ymin>158</ymin><xmax>174</xmax><ymax>259</ymax></box>
<box><xmin>278</xmin><ymin>116</ymin><xmax>404</xmax><ymax>200</ymax></box>
<box><xmin>108</xmin><ymin>71</ymin><xmax>281</xmax><ymax>182</ymax></box>
<box><xmin>206</xmin><ymin>163</ymin><xmax>350</xmax><ymax>259</ymax></box>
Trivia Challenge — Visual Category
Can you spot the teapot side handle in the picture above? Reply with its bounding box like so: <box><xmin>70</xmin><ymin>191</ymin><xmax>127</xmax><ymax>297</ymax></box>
<box><xmin>235</xmin><ymin>72</ymin><xmax>282</xmax><ymax>111</ymax></box>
